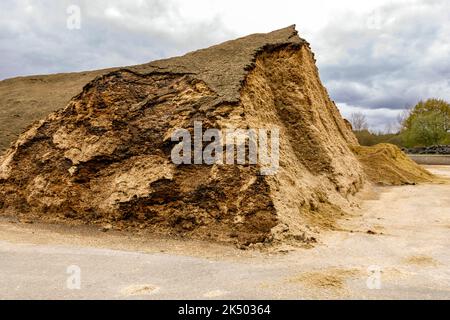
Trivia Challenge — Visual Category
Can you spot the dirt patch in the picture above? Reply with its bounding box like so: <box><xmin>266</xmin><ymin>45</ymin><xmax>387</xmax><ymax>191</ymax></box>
<box><xmin>404</xmin><ymin>255</ymin><xmax>439</xmax><ymax>267</ymax></box>
<box><xmin>289</xmin><ymin>268</ymin><xmax>361</xmax><ymax>290</ymax></box>
<box><xmin>121</xmin><ymin>284</ymin><xmax>160</xmax><ymax>296</ymax></box>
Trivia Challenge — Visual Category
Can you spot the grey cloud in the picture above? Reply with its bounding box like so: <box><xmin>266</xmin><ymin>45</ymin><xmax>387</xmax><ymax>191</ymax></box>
<box><xmin>313</xmin><ymin>0</ymin><xmax>450</xmax><ymax>116</ymax></box>
<box><xmin>338</xmin><ymin>103</ymin><xmax>404</xmax><ymax>133</ymax></box>
<box><xmin>0</xmin><ymin>0</ymin><xmax>235</xmax><ymax>79</ymax></box>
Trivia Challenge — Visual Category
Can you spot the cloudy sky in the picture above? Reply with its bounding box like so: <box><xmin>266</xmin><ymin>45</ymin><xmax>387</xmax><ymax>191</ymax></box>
<box><xmin>1</xmin><ymin>0</ymin><xmax>449</xmax><ymax>130</ymax></box>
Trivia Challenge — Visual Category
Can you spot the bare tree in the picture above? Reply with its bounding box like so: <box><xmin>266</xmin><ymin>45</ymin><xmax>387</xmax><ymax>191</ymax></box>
<box><xmin>384</xmin><ymin>122</ymin><xmax>395</xmax><ymax>134</ymax></box>
<box><xmin>350</xmin><ymin>112</ymin><xmax>369</xmax><ymax>132</ymax></box>
<box><xmin>396</xmin><ymin>105</ymin><xmax>413</xmax><ymax>131</ymax></box>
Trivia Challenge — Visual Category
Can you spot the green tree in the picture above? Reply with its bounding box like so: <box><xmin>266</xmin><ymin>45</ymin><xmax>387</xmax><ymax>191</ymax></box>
<box><xmin>403</xmin><ymin>111</ymin><xmax>449</xmax><ymax>147</ymax></box>
<box><xmin>403</xmin><ymin>99</ymin><xmax>450</xmax><ymax>131</ymax></box>
<box><xmin>401</xmin><ymin>99</ymin><xmax>450</xmax><ymax>147</ymax></box>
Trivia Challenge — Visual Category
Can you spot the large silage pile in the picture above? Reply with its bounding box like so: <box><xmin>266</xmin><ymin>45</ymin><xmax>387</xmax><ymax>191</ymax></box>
<box><xmin>0</xmin><ymin>26</ymin><xmax>431</xmax><ymax>246</ymax></box>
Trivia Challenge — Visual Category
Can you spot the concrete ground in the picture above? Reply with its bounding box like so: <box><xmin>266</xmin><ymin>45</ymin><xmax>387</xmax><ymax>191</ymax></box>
<box><xmin>0</xmin><ymin>166</ymin><xmax>449</xmax><ymax>300</ymax></box>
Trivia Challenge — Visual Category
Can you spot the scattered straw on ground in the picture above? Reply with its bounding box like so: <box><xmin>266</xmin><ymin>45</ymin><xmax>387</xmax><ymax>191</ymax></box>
<box><xmin>288</xmin><ymin>268</ymin><xmax>361</xmax><ymax>290</ymax></box>
<box><xmin>120</xmin><ymin>284</ymin><xmax>160</xmax><ymax>296</ymax></box>
<box><xmin>404</xmin><ymin>255</ymin><xmax>439</xmax><ymax>267</ymax></box>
